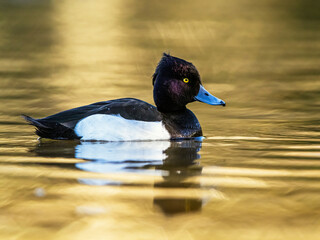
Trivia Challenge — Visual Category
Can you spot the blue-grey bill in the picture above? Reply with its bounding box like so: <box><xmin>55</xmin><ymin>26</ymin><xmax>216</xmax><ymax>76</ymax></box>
<box><xmin>194</xmin><ymin>85</ymin><xmax>226</xmax><ymax>106</ymax></box>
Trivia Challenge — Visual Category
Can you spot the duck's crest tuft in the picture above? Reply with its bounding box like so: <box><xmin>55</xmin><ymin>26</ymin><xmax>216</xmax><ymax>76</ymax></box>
<box><xmin>152</xmin><ymin>53</ymin><xmax>199</xmax><ymax>85</ymax></box>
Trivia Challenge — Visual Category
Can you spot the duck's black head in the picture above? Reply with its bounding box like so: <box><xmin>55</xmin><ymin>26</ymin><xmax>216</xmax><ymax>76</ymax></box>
<box><xmin>152</xmin><ymin>53</ymin><xmax>225</xmax><ymax>112</ymax></box>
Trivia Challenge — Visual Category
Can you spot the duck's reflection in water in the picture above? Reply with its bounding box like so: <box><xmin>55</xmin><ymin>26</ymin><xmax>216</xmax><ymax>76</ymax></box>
<box><xmin>34</xmin><ymin>139</ymin><xmax>204</xmax><ymax>214</ymax></box>
<box><xmin>153</xmin><ymin>140</ymin><xmax>203</xmax><ymax>215</ymax></box>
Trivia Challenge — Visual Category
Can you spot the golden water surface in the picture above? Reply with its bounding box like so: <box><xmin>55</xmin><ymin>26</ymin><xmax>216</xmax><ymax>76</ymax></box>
<box><xmin>0</xmin><ymin>0</ymin><xmax>320</xmax><ymax>239</ymax></box>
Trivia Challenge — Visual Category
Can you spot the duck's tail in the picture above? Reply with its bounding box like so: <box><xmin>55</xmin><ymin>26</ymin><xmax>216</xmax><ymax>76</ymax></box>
<box><xmin>22</xmin><ymin>114</ymin><xmax>79</xmax><ymax>140</ymax></box>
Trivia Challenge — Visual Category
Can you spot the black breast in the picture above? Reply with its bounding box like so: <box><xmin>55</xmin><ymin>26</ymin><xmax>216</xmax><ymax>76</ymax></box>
<box><xmin>161</xmin><ymin>109</ymin><xmax>202</xmax><ymax>139</ymax></box>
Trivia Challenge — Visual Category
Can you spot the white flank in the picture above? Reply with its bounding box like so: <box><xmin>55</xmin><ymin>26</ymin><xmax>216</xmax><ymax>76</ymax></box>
<box><xmin>74</xmin><ymin>114</ymin><xmax>170</xmax><ymax>141</ymax></box>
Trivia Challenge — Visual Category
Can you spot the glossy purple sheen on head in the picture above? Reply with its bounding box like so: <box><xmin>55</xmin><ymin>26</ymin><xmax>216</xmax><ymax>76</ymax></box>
<box><xmin>169</xmin><ymin>81</ymin><xmax>184</xmax><ymax>95</ymax></box>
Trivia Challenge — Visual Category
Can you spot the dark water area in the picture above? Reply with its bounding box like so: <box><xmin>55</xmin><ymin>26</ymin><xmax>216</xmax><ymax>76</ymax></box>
<box><xmin>0</xmin><ymin>0</ymin><xmax>320</xmax><ymax>239</ymax></box>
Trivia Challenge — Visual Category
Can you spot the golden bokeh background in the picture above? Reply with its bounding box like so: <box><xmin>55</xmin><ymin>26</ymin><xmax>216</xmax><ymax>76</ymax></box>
<box><xmin>0</xmin><ymin>0</ymin><xmax>319</xmax><ymax>239</ymax></box>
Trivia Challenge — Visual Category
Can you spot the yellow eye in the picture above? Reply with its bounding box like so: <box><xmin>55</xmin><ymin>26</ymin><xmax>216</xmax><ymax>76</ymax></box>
<box><xmin>183</xmin><ymin>78</ymin><xmax>189</xmax><ymax>83</ymax></box>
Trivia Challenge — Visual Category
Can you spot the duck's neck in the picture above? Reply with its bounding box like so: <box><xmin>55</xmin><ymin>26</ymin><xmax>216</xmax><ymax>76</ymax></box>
<box><xmin>154</xmin><ymin>93</ymin><xmax>186</xmax><ymax>112</ymax></box>
<box><xmin>156</xmin><ymin>106</ymin><xmax>187</xmax><ymax>113</ymax></box>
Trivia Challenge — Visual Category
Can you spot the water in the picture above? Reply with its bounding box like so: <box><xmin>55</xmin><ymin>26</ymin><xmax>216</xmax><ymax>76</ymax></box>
<box><xmin>1</xmin><ymin>0</ymin><xmax>320</xmax><ymax>239</ymax></box>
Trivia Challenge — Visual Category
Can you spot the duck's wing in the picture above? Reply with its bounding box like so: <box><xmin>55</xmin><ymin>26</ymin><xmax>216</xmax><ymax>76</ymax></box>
<box><xmin>41</xmin><ymin>98</ymin><xmax>162</xmax><ymax>128</ymax></box>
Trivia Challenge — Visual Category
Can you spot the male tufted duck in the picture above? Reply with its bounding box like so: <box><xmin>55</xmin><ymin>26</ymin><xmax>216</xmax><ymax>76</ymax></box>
<box><xmin>23</xmin><ymin>53</ymin><xmax>225</xmax><ymax>141</ymax></box>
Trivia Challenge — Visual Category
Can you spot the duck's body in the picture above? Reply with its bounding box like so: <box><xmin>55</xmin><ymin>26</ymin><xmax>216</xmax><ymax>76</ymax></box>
<box><xmin>23</xmin><ymin>54</ymin><xmax>225</xmax><ymax>141</ymax></box>
<box><xmin>23</xmin><ymin>98</ymin><xmax>202</xmax><ymax>141</ymax></box>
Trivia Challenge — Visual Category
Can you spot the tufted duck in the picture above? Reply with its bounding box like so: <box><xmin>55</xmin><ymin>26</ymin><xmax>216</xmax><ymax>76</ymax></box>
<box><xmin>23</xmin><ymin>53</ymin><xmax>225</xmax><ymax>141</ymax></box>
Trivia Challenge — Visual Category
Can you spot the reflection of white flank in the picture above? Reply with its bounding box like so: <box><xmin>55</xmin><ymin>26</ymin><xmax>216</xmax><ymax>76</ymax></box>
<box><xmin>75</xmin><ymin>141</ymin><xmax>170</xmax><ymax>175</ymax></box>
<box><xmin>75</xmin><ymin>141</ymin><xmax>170</xmax><ymax>162</ymax></box>
<box><xmin>74</xmin><ymin>114</ymin><xmax>170</xmax><ymax>141</ymax></box>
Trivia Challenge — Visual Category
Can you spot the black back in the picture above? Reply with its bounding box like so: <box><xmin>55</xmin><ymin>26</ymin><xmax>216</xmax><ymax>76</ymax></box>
<box><xmin>41</xmin><ymin>98</ymin><xmax>162</xmax><ymax>129</ymax></box>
